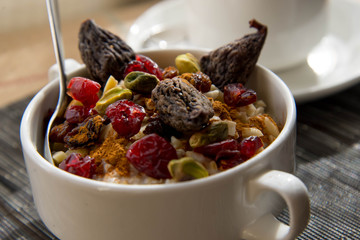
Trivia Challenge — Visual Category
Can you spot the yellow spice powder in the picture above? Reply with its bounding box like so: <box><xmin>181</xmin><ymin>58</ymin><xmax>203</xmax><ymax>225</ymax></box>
<box><xmin>90</xmin><ymin>135</ymin><xmax>130</xmax><ymax>177</ymax></box>
<box><xmin>212</xmin><ymin>100</ymin><xmax>232</xmax><ymax>120</ymax></box>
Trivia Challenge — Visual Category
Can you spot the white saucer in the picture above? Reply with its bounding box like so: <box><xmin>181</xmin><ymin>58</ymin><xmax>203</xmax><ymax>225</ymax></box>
<box><xmin>126</xmin><ymin>0</ymin><xmax>360</xmax><ymax>103</ymax></box>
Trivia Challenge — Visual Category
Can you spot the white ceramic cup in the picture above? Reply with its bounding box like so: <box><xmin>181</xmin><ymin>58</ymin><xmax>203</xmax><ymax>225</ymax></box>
<box><xmin>184</xmin><ymin>0</ymin><xmax>329</xmax><ymax>71</ymax></box>
<box><xmin>21</xmin><ymin>49</ymin><xmax>309</xmax><ymax>240</ymax></box>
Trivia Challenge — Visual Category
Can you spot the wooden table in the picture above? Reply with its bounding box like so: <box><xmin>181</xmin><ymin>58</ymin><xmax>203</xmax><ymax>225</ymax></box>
<box><xmin>0</xmin><ymin>0</ymin><xmax>159</xmax><ymax>108</ymax></box>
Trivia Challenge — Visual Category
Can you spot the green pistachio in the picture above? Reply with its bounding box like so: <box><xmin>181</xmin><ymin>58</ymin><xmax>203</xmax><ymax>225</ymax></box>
<box><xmin>168</xmin><ymin>157</ymin><xmax>209</xmax><ymax>181</ymax></box>
<box><xmin>50</xmin><ymin>142</ymin><xmax>66</xmax><ymax>152</ymax></box>
<box><xmin>52</xmin><ymin>148</ymin><xmax>89</xmax><ymax>166</ymax></box>
<box><xmin>94</xmin><ymin>87</ymin><xmax>132</xmax><ymax>115</ymax></box>
<box><xmin>65</xmin><ymin>148</ymin><xmax>89</xmax><ymax>157</ymax></box>
<box><xmin>52</xmin><ymin>151</ymin><xmax>67</xmax><ymax>166</ymax></box>
<box><xmin>189</xmin><ymin>121</ymin><xmax>228</xmax><ymax>148</ymax></box>
<box><xmin>124</xmin><ymin>71</ymin><xmax>159</xmax><ymax>94</ymax></box>
<box><xmin>103</xmin><ymin>75</ymin><xmax>119</xmax><ymax>93</ymax></box>
<box><xmin>175</xmin><ymin>53</ymin><xmax>201</xmax><ymax>74</ymax></box>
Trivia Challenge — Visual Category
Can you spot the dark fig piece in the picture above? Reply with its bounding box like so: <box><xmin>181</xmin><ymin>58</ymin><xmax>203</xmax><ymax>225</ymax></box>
<box><xmin>79</xmin><ymin>19</ymin><xmax>136</xmax><ymax>85</ymax></box>
<box><xmin>151</xmin><ymin>77</ymin><xmax>214</xmax><ymax>133</ymax></box>
<box><xmin>200</xmin><ymin>19</ymin><xmax>267</xmax><ymax>90</ymax></box>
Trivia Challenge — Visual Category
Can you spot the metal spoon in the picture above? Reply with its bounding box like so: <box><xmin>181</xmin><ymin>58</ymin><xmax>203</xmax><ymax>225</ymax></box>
<box><xmin>44</xmin><ymin>0</ymin><xmax>67</xmax><ymax>164</ymax></box>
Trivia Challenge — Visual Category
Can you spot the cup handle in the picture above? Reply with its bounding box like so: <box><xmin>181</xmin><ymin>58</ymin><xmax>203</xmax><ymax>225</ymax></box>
<box><xmin>241</xmin><ymin>170</ymin><xmax>310</xmax><ymax>240</ymax></box>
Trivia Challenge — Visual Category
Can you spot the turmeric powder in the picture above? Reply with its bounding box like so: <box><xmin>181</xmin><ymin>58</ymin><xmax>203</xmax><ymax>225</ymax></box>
<box><xmin>212</xmin><ymin>100</ymin><xmax>232</xmax><ymax>120</ymax></box>
<box><xmin>233</xmin><ymin>119</ymin><xmax>250</xmax><ymax>138</ymax></box>
<box><xmin>90</xmin><ymin>135</ymin><xmax>130</xmax><ymax>177</ymax></box>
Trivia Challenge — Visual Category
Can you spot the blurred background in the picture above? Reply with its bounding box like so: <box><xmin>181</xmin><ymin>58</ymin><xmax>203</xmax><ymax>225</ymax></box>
<box><xmin>1</xmin><ymin>0</ymin><xmax>359</xmax><ymax>107</ymax></box>
<box><xmin>0</xmin><ymin>0</ymin><xmax>158</xmax><ymax>107</ymax></box>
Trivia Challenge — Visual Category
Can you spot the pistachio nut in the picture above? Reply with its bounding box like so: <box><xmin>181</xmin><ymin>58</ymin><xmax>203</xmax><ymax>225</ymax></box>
<box><xmin>124</xmin><ymin>71</ymin><xmax>159</xmax><ymax>94</ymax></box>
<box><xmin>68</xmin><ymin>99</ymin><xmax>83</xmax><ymax>107</ymax></box>
<box><xmin>175</xmin><ymin>53</ymin><xmax>200</xmax><ymax>74</ymax></box>
<box><xmin>52</xmin><ymin>151</ymin><xmax>67</xmax><ymax>166</ymax></box>
<box><xmin>50</xmin><ymin>142</ymin><xmax>66</xmax><ymax>152</ymax></box>
<box><xmin>168</xmin><ymin>157</ymin><xmax>209</xmax><ymax>181</ymax></box>
<box><xmin>189</xmin><ymin>121</ymin><xmax>228</xmax><ymax>148</ymax></box>
<box><xmin>103</xmin><ymin>75</ymin><xmax>119</xmax><ymax>93</ymax></box>
<box><xmin>94</xmin><ymin>87</ymin><xmax>132</xmax><ymax>114</ymax></box>
<box><xmin>65</xmin><ymin>148</ymin><xmax>89</xmax><ymax>157</ymax></box>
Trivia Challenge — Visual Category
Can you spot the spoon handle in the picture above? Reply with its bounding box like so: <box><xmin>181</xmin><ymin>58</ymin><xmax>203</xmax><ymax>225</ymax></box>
<box><xmin>44</xmin><ymin>0</ymin><xmax>67</xmax><ymax>163</ymax></box>
<box><xmin>47</xmin><ymin>0</ymin><xmax>66</xmax><ymax>84</ymax></box>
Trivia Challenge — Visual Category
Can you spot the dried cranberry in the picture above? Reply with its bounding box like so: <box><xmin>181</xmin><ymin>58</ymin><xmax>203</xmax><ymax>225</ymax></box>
<box><xmin>59</xmin><ymin>153</ymin><xmax>96</xmax><ymax>178</ymax></box>
<box><xmin>195</xmin><ymin>136</ymin><xmax>263</xmax><ymax>170</ymax></box>
<box><xmin>126</xmin><ymin>133</ymin><xmax>177</xmax><ymax>179</ymax></box>
<box><xmin>223</xmin><ymin>83</ymin><xmax>256</xmax><ymax>107</ymax></box>
<box><xmin>123</xmin><ymin>60</ymin><xmax>144</xmax><ymax>77</ymax></box>
<box><xmin>239</xmin><ymin>136</ymin><xmax>263</xmax><ymax>159</ymax></box>
<box><xmin>105</xmin><ymin>99</ymin><xmax>146</xmax><ymax>138</ymax></box>
<box><xmin>194</xmin><ymin>139</ymin><xmax>246</xmax><ymax>170</ymax></box>
<box><xmin>67</xmin><ymin>77</ymin><xmax>101</xmax><ymax>107</ymax></box>
<box><xmin>194</xmin><ymin>139</ymin><xmax>238</xmax><ymax>158</ymax></box>
<box><xmin>65</xmin><ymin>105</ymin><xmax>93</xmax><ymax>124</ymax></box>
<box><xmin>136</xmin><ymin>55</ymin><xmax>163</xmax><ymax>80</ymax></box>
<box><xmin>216</xmin><ymin>148</ymin><xmax>248</xmax><ymax>170</ymax></box>
<box><xmin>215</xmin><ymin>149</ymin><xmax>241</xmax><ymax>162</ymax></box>
<box><xmin>218</xmin><ymin>155</ymin><xmax>244</xmax><ymax>170</ymax></box>
<box><xmin>124</xmin><ymin>54</ymin><xmax>163</xmax><ymax>80</ymax></box>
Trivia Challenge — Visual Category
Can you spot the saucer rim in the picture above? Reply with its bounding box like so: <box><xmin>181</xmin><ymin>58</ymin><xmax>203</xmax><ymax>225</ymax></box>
<box><xmin>126</xmin><ymin>0</ymin><xmax>360</xmax><ymax>104</ymax></box>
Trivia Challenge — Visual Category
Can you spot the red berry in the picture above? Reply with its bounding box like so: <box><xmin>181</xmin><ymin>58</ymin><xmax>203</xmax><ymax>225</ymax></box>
<box><xmin>217</xmin><ymin>156</ymin><xmax>244</xmax><ymax>170</ymax></box>
<box><xmin>194</xmin><ymin>139</ymin><xmax>238</xmax><ymax>158</ymax></box>
<box><xmin>65</xmin><ymin>105</ymin><xmax>92</xmax><ymax>124</ymax></box>
<box><xmin>194</xmin><ymin>136</ymin><xmax>263</xmax><ymax>170</ymax></box>
<box><xmin>105</xmin><ymin>99</ymin><xmax>146</xmax><ymax>138</ymax></box>
<box><xmin>59</xmin><ymin>153</ymin><xmax>96</xmax><ymax>178</ymax></box>
<box><xmin>124</xmin><ymin>54</ymin><xmax>163</xmax><ymax>80</ymax></box>
<box><xmin>123</xmin><ymin>60</ymin><xmax>144</xmax><ymax>77</ymax></box>
<box><xmin>194</xmin><ymin>139</ymin><xmax>245</xmax><ymax>170</ymax></box>
<box><xmin>67</xmin><ymin>77</ymin><xmax>101</xmax><ymax>107</ymax></box>
<box><xmin>239</xmin><ymin>136</ymin><xmax>263</xmax><ymax>159</ymax></box>
<box><xmin>126</xmin><ymin>133</ymin><xmax>177</xmax><ymax>179</ymax></box>
<box><xmin>223</xmin><ymin>83</ymin><xmax>256</xmax><ymax>107</ymax></box>
<box><xmin>136</xmin><ymin>55</ymin><xmax>163</xmax><ymax>80</ymax></box>
<box><xmin>215</xmin><ymin>149</ymin><xmax>242</xmax><ymax>162</ymax></box>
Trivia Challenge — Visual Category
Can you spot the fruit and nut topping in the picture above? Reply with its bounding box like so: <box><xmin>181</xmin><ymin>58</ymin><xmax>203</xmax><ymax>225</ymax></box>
<box><xmin>48</xmin><ymin>19</ymin><xmax>279</xmax><ymax>184</ymax></box>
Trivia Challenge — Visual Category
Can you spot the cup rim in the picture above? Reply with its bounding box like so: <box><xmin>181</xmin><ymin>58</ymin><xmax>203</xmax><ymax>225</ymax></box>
<box><xmin>20</xmin><ymin>49</ymin><xmax>296</xmax><ymax>192</ymax></box>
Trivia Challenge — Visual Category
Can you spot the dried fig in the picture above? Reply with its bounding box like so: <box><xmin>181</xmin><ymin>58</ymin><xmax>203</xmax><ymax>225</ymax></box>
<box><xmin>78</xmin><ymin>19</ymin><xmax>136</xmax><ymax>85</ymax></box>
<box><xmin>151</xmin><ymin>77</ymin><xmax>214</xmax><ymax>133</ymax></box>
<box><xmin>200</xmin><ymin>19</ymin><xmax>267</xmax><ymax>90</ymax></box>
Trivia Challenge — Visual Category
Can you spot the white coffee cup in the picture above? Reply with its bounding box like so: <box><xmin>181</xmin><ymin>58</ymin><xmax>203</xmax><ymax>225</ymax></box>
<box><xmin>21</xmin><ymin>49</ymin><xmax>309</xmax><ymax>240</ymax></box>
<box><xmin>184</xmin><ymin>0</ymin><xmax>329</xmax><ymax>71</ymax></box>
